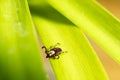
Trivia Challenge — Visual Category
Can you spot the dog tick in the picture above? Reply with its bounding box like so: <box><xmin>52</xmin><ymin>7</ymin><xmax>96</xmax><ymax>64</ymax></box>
<box><xmin>42</xmin><ymin>43</ymin><xmax>64</xmax><ymax>59</ymax></box>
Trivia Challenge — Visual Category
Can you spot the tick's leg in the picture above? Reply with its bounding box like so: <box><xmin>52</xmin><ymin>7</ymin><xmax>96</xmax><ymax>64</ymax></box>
<box><xmin>57</xmin><ymin>56</ymin><xmax>59</xmax><ymax>59</ymax></box>
<box><xmin>42</xmin><ymin>46</ymin><xmax>47</xmax><ymax>50</ymax></box>
<box><xmin>53</xmin><ymin>55</ymin><xmax>56</xmax><ymax>59</ymax></box>
<box><xmin>55</xmin><ymin>43</ymin><xmax>60</xmax><ymax>46</ymax></box>
<box><xmin>46</xmin><ymin>54</ymin><xmax>49</xmax><ymax>58</ymax></box>
<box><xmin>55</xmin><ymin>55</ymin><xmax>59</xmax><ymax>59</ymax></box>
<box><xmin>42</xmin><ymin>46</ymin><xmax>49</xmax><ymax>54</ymax></box>
<box><xmin>61</xmin><ymin>51</ymin><xmax>67</xmax><ymax>53</ymax></box>
<box><xmin>49</xmin><ymin>46</ymin><xmax>53</xmax><ymax>50</ymax></box>
<box><xmin>50</xmin><ymin>43</ymin><xmax>60</xmax><ymax>49</ymax></box>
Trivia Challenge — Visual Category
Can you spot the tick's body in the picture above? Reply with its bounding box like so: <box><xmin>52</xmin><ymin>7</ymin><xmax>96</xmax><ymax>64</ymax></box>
<box><xmin>46</xmin><ymin>48</ymin><xmax>62</xmax><ymax>58</ymax></box>
<box><xmin>42</xmin><ymin>43</ymin><xmax>64</xmax><ymax>59</ymax></box>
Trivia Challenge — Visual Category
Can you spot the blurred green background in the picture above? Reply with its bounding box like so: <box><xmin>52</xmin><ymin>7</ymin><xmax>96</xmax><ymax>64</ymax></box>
<box><xmin>93</xmin><ymin>0</ymin><xmax>120</xmax><ymax>80</ymax></box>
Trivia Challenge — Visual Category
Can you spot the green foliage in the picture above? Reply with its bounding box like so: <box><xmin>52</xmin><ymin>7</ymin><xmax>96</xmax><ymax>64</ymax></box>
<box><xmin>0</xmin><ymin>0</ymin><xmax>47</xmax><ymax>80</ymax></box>
<box><xmin>47</xmin><ymin>0</ymin><xmax>120</xmax><ymax>64</ymax></box>
<box><xmin>30</xmin><ymin>1</ymin><xmax>108</xmax><ymax>80</ymax></box>
<box><xmin>0</xmin><ymin>0</ymin><xmax>120</xmax><ymax>80</ymax></box>
<box><xmin>32</xmin><ymin>15</ymin><xmax>108</xmax><ymax>80</ymax></box>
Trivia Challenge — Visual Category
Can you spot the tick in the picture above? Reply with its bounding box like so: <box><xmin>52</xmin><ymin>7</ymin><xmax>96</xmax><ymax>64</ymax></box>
<box><xmin>42</xmin><ymin>43</ymin><xmax>65</xmax><ymax>59</ymax></box>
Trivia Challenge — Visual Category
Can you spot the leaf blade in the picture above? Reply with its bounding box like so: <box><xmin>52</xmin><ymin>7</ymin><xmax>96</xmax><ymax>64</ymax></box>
<box><xmin>0</xmin><ymin>0</ymin><xmax>47</xmax><ymax>80</ymax></box>
<box><xmin>47</xmin><ymin>0</ymin><xmax>120</xmax><ymax>64</ymax></box>
<box><xmin>32</xmin><ymin>14</ymin><xmax>108</xmax><ymax>80</ymax></box>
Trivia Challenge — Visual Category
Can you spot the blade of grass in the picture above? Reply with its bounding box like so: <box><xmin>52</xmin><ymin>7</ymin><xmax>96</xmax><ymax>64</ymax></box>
<box><xmin>47</xmin><ymin>0</ymin><xmax>120</xmax><ymax>64</ymax></box>
<box><xmin>30</xmin><ymin>3</ymin><xmax>109</xmax><ymax>79</ymax></box>
<box><xmin>0</xmin><ymin>0</ymin><xmax>47</xmax><ymax>80</ymax></box>
<box><xmin>33</xmin><ymin>15</ymin><xmax>108</xmax><ymax>80</ymax></box>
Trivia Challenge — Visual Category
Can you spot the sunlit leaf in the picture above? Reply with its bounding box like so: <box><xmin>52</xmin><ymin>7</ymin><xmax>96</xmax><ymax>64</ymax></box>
<box><xmin>47</xmin><ymin>0</ymin><xmax>120</xmax><ymax>64</ymax></box>
<box><xmin>0</xmin><ymin>0</ymin><xmax>47</xmax><ymax>80</ymax></box>
<box><xmin>31</xmin><ymin>4</ymin><xmax>108</xmax><ymax>79</ymax></box>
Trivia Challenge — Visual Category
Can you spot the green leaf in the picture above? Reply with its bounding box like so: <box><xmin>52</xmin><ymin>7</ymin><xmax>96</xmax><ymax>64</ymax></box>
<box><xmin>0</xmin><ymin>0</ymin><xmax>47</xmax><ymax>80</ymax></box>
<box><xmin>31</xmin><ymin>3</ymin><xmax>109</xmax><ymax>79</ymax></box>
<box><xmin>47</xmin><ymin>0</ymin><xmax>120</xmax><ymax>64</ymax></box>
